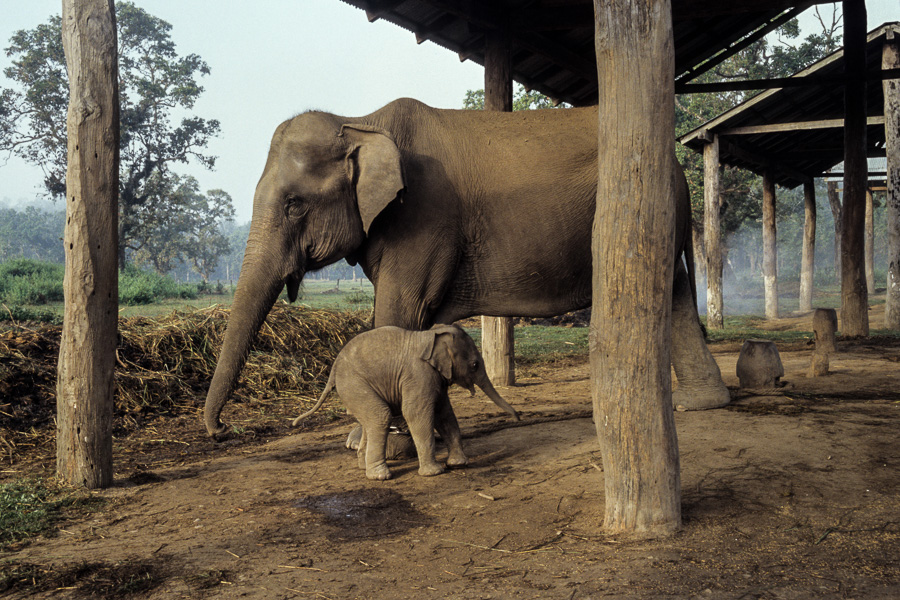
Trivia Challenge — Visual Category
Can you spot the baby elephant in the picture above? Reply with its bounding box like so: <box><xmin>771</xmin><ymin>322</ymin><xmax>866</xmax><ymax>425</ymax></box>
<box><xmin>293</xmin><ymin>324</ymin><xmax>519</xmax><ymax>480</ymax></box>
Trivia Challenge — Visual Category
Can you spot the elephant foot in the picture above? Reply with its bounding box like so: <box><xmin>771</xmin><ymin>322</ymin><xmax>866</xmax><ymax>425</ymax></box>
<box><xmin>446</xmin><ymin>452</ymin><xmax>468</xmax><ymax>468</ymax></box>
<box><xmin>346</xmin><ymin>425</ymin><xmax>363</xmax><ymax>450</ymax></box>
<box><xmin>366</xmin><ymin>463</ymin><xmax>392</xmax><ymax>481</ymax></box>
<box><xmin>418</xmin><ymin>462</ymin><xmax>445</xmax><ymax>477</ymax></box>
<box><xmin>673</xmin><ymin>385</ymin><xmax>731</xmax><ymax>411</ymax></box>
<box><xmin>347</xmin><ymin>426</ymin><xmax>415</xmax><ymax>459</ymax></box>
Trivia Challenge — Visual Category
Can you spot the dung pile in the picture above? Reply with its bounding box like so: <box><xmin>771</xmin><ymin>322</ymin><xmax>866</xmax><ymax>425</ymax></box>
<box><xmin>0</xmin><ymin>304</ymin><xmax>369</xmax><ymax>464</ymax></box>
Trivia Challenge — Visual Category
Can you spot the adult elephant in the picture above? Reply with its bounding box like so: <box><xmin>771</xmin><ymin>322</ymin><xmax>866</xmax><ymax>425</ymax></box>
<box><xmin>203</xmin><ymin>98</ymin><xmax>729</xmax><ymax>437</ymax></box>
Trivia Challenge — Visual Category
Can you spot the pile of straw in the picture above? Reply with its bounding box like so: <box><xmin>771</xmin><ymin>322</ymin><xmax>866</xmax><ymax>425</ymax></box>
<box><xmin>0</xmin><ymin>304</ymin><xmax>369</xmax><ymax>461</ymax></box>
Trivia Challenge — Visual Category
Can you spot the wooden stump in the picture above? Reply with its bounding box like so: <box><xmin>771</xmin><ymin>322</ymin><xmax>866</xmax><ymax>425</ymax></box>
<box><xmin>736</xmin><ymin>340</ymin><xmax>784</xmax><ymax>389</ymax></box>
<box><xmin>808</xmin><ymin>308</ymin><xmax>838</xmax><ymax>377</ymax></box>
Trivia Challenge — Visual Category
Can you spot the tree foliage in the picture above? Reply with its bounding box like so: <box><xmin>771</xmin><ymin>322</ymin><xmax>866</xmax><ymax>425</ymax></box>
<box><xmin>0</xmin><ymin>2</ymin><xmax>226</xmax><ymax>268</ymax></box>
<box><xmin>462</xmin><ymin>84</ymin><xmax>561</xmax><ymax>111</ymax></box>
<box><xmin>129</xmin><ymin>173</ymin><xmax>235</xmax><ymax>279</ymax></box>
<box><xmin>0</xmin><ymin>205</ymin><xmax>65</xmax><ymax>263</ymax></box>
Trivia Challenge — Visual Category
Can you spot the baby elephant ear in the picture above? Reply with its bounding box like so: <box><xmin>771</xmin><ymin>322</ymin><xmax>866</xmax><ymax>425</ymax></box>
<box><xmin>340</xmin><ymin>124</ymin><xmax>405</xmax><ymax>234</ymax></box>
<box><xmin>421</xmin><ymin>329</ymin><xmax>455</xmax><ymax>381</ymax></box>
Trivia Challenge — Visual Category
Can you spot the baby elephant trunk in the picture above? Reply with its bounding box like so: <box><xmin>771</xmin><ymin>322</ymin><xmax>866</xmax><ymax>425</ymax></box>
<box><xmin>477</xmin><ymin>378</ymin><xmax>520</xmax><ymax>421</ymax></box>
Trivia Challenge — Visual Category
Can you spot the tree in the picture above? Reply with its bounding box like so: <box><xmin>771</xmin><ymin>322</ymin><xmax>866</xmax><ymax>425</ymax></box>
<box><xmin>0</xmin><ymin>206</ymin><xmax>65</xmax><ymax>262</ymax></box>
<box><xmin>0</xmin><ymin>1</ymin><xmax>222</xmax><ymax>268</ymax></box>
<box><xmin>130</xmin><ymin>173</ymin><xmax>235</xmax><ymax>279</ymax></box>
<box><xmin>463</xmin><ymin>84</ymin><xmax>561</xmax><ymax>111</ymax></box>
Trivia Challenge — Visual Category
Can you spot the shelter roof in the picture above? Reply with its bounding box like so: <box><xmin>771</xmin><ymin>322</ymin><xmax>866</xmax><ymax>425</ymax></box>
<box><xmin>338</xmin><ymin>1</ymin><xmax>835</xmax><ymax>107</ymax></box>
<box><xmin>679</xmin><ymin>21</ymin><xmax>900</xmax><ymax>189</ymax></box>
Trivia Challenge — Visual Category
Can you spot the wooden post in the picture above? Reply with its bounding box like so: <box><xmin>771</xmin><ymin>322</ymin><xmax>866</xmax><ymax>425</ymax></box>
<box><xmin>827</xmin><ymin>180</ymin><xmax>842</xmax><ymax>282</ymax></box>
<box><xmin>808</xmin><ymin>308</ymin><xmax>838</xmax><ymax>377</ymax></box>
<box><xmin>592</xmin><ymin>0</ymin><xmax>681</xmax><ymax>535</ymax></box>
<box><xmin>865</xmin><ymin>188</ymin><xmax>875</xmax><ymax>294</ymax></box>
<box><xmin>799</xmin><ymin>180</ymin><xmax>816</xmax><ymax>312</ymax></box>
<box><xmin>480</xmin><ymin>26</ymin><xmax>516</xmax><ymax>386</ymax></box>
<box><xmin>57</xmin><ymin>0</ymin><xmax>119</xmax><ymax>489</ymax></box>
<box><xmin>884</xmin><ymin>32</ymin><xmax>900</xmax><ymax>329</ymax></box>
<box><xmin>840</xmin><ymin>0</ymin><xmax>869</xmax><ymax>337</ymax></box>
<box><xmin>762</xmin><ymin>170</ymin><xmax>778</xmax><ymax>319</ymax></box>
<box><xmin>704</xmin><ymin>134</ymin><xmax>724</xmax><ymax>329</ymax></box>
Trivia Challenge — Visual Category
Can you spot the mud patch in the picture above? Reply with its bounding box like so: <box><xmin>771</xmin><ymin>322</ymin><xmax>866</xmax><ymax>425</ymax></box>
<box><xmin>293</xmin><ymin>487</ymin><xmax>433</xmax><ymax>541</ymax></box>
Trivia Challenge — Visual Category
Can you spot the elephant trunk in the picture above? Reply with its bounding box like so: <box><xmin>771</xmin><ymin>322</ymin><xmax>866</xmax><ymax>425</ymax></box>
<box><xmin>477</xmin><ymin>377</ymin><xmax>520</xmax><ymax>421</ymax></box>
<box><xmin>204</xmin><ymin>249</ymin><xmax>296</xmax><ymax>437</ymax></box>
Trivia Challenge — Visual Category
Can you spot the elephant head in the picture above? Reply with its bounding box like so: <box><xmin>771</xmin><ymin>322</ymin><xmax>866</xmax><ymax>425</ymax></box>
<box><xmin>422</xmin><ymin>325</ymin><xmax>520</xmax><ymax>421</ymax></box>
<box><xmin>204</xmin><ymin>113</ymin><xmax>405</xmax><ymax>436</ymax></box>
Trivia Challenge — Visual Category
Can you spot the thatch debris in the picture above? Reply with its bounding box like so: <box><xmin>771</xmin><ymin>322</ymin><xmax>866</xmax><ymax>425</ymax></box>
<box><xmin>0</xmin><ymin>304</ymin><xmax>370</xmax><ymax>465</ymax></box>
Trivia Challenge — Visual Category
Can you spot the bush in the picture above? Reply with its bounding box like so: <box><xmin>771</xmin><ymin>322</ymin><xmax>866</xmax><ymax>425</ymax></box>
<box><xmin>118</xmin><ymin>266</ymin><xmax>197</xmax><ymax>305</ymax></box>
<box><xmin>343</xmin><ymin>290</ymin><xmax>374</xmax><ymax>308</ymax></box>
<box><xmin>0</xmin><ymin>259</ymin><xmax>203</xmax><ymax>308</ymax></box>
<box><xmin>0</xmin><ymin>305</ymin><xmax>61</xmax><ymax>324</ymax></box>
<box><xmin>0</xmin><ymin>259</ymin><xmax>64</xmax><ymax>305</ymax></box>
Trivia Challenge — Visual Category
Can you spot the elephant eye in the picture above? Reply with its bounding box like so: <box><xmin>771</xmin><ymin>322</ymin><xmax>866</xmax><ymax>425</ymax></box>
<box><xmin>470</xmin><ymin>360</ymin><xmax>479</xmax><ymax>370</ymax></box>
<box><xmin>284</xmin><ymin>196</ymin><xmax>309</xmax><ymax>220</ymax></box>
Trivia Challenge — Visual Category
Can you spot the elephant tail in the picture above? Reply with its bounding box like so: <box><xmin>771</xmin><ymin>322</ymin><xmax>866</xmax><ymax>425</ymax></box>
<box><xmin>291</xmin><ymin>369</ymin><xmax>336</xmax><ymax>427</ymax></box>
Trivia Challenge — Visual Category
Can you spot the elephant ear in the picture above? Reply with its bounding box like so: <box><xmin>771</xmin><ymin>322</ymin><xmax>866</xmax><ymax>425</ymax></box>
<box><xmin>420</xmin><ymin>327</ymin><xmax>456</xmax><ymax>381</ymax></box>
<box><xmin>340</xmin><ymin>124</ymin><xmax>405</xmax><ymax>235</ymax></box>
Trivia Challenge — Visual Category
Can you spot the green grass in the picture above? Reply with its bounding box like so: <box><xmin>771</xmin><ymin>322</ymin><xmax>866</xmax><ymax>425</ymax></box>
<box><xmin>0</xmin><ymin>479</ymin><xmax>101</xmax><ymax>550</ymax></box>
<box><xmin>465</xmin><ymin>325</ymin><xmax>590</xmax><ymax>364</ymax></box>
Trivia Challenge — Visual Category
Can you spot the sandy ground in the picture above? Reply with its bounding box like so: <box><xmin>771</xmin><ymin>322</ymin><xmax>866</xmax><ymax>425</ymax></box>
<box><xmin>1</xmin><ymin>309</ymin><xmax>898</xmax><ymax>599</ymax></box>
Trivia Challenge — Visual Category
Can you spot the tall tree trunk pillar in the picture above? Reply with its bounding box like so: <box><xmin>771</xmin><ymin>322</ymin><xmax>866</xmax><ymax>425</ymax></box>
<box><xmin>884</xmin><ymin>31</ymin><xmax>900</xmax><ymax>329</ymax></box>
<box><xmin>840</xmin><ymin>0</ymin><xmax>869</xmax><ymax>337</ymax></box>
<box><xmin>592</xmin><ymin>0</ymin><xmax>681</xmax><ymax>535</ymax></box>
<box><xmin>865</xmin><ymin>188</ymin><xmax>876</xmax><ymax>294</ymax></box>
<box><xmin>762</xmin><ymin>171</ymin><xmax>778</xmax><ymax>319</ymax></box>
<box><xmin>827</xmin><ymin>180</ymin><xmax>842</xmax><ymax>282</ymax></box>
<box><xmin>57</xmin><ymin>0</ymin><xmax>119</xmax><ymax>489</ymax></box>
<box><xmin>481</xmin><ymin>26</ymin><xmax>515</xmax><ymax>386</ymax></box>
<box><xmin>799</xmin><ymin>180</ymin><xmax>816</xmax><ymax>312</ymax></box>
<box><xmin>703</xmin><ymin>133</ymin><xmax>724</xmax><ymax>329</ymax></box>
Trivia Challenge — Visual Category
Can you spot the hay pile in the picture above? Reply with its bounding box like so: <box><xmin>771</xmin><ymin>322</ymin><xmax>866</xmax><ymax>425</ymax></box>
<box><xmin>0</xmin><ymin>304</ymin><xmax>369</xmax><ymax>463</ymax></box>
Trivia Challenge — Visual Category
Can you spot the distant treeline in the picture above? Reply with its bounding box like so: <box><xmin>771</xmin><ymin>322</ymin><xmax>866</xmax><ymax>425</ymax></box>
<box><xmin>0</xmin><ymin>205</ymin><xmax>366</xmax><ymax>284</ymax></box>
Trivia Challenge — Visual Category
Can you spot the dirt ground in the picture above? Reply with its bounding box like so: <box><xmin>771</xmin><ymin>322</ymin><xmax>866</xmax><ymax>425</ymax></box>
<box><xmin>2</xmin><ymin>308</ymin><xmax>899</xmax><ymax>599</ymax></box>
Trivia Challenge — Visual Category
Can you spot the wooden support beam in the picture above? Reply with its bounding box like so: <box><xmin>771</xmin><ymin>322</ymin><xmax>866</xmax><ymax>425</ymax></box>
<box><xmin>827</xmin><ymin>180</ymin><xmax>843</xmax><ymax>283</ymax></box>
<box><xmin>481</xmin><ymin>26</ymin><xmax>515</xmax><ymax>387</ymax></box>
<box><xmin>674</xmin><ymin>2</ymin><xmax>813</xmax><ymax>85</ymax></box>
<box><xmin>865</xmin><ymin>188</ymin><xmax>875</xmax><ymax>295</ymax></box>
<box><xmin>719</xmin><ymin>138</ymin><xmax>813</xmax><ymax>187</ymax></box>
<box><xmin>840</xmin><ymin>0</ymin><xmax>869</xmax><ymax>337</ymax></box>
<box><xmin>57</xmin><ymin>0</ymin><xmax>119</xmax><ymax>489</ymax></box>
<box><xmin>703</xmin><ymin>134</ymin><xmax>724</xmax><ymax>330</ymax></box>
<box><xmin>592</xmin><ymin>0</ymin><xmax>680</xmax><ymax>536</ymax></box>
<box><xmin>763</xmin><ymin>170</ymin><xmax>779</xmax><ymax>319</ymax></box>
<box><xmin>677</xmin><ymin>68</ymin><xmax>900</xmax><ymax>94</ymax></box>
<box><xmin>720</xmin><ymin>116</ymin><xmax>886</xmax><ymax>136</ymax></box>
<box><xmin>885</xmin><ymin>32</ymin><xmax>900</xmax><ymax>329</ymax></box>
<box><xmin>800</xmin><ymin>180</ymin><xmax>817</xmax><ymax>312</ymax></box>
<box><xmin>422</xmin><ymin>0</ymin><xmax>596</xmax><ymax>84</ymax></box>
<box><xmin>672</xmin><ymin>0</ymin><xmax>833</xmax><ymax>19</ymax></box>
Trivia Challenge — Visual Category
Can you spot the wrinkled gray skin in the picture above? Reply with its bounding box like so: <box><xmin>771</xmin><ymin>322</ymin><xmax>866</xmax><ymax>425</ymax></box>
<box><xmin>204</xmin><ymin>98</ymin><xmax>729</xmax><ymax>437</ymax></box>
<box><xmin>293</xmin><ymin>324</ymin><xmax>519</xmax><ymax>480</ymax></box>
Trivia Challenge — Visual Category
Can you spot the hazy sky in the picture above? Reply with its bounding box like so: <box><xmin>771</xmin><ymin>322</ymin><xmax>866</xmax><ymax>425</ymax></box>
<box><xmin>0</xmin><ymin>1</ymin><xmax>896</xmax><ymax>222</ymax></box>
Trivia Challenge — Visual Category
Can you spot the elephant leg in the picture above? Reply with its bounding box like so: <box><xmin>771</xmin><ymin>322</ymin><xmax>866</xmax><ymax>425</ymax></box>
<box><xmin>433</xmin><ymin>392</ymin><xmax>467</xmax><ymax>468</ymax></box>
<box><xmin>402</xmin><ymin>396</ymin><xmax>444</xmax><ymax>477</ymax></box>
<box><xmin>356</xmin><ymin>426</ymin><xmax>367</xmax><ymax>470</ymax></box>
<box><xmin>349</xmin><ymin>391</ymin><xmax>393</xmax><ymax>480</ymax></box>
<box><xmin>671</xmin><ymin>261</ymin><xmax>731</xmax><ymax>410</ymax></box>
<box><xmin>346</xmin><ymin>425</ymin><xmax>362</xmax><ymax>451</ymax></box>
